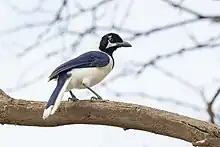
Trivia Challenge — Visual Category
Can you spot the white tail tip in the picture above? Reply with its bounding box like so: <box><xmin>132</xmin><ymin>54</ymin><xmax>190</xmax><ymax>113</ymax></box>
<box><xmin>42</xmin><ymin>105</ymin><xmax>53</xmax><ymax>120</ymax></box>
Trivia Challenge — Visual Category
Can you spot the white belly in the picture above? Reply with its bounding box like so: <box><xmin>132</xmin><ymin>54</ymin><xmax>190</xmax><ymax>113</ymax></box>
<box><xmin>65</xmin><ymin>55</ymin><xmax>113</xmax><ymax>91</ymax></box>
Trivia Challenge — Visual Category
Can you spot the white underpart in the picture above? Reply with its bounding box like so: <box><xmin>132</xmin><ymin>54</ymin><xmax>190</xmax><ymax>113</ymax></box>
<box><xmin>66</xmin><ymin>51</ymin><xmax>114</xmax><ymax>91</ymax></box>
<box><xmin>42</xmin><ymin>77</ymin><xmax>72</xmax><ymax>119</ymax></box>
<box><xmin>106</xmin><ymin>41</ymin><xmax>117</xmax><ymax>49</ymax></box>
<box><xmin>43</xmin><ymin>51</ymin><xmax>113</xmax><ymax>119</ymax></box>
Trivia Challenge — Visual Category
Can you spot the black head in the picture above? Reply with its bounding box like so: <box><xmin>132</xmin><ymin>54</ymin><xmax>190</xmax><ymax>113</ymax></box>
<box><xmin>99</xmin><ymin>33</ymin><xmax>132</xmax><ymax>56</ymax></box>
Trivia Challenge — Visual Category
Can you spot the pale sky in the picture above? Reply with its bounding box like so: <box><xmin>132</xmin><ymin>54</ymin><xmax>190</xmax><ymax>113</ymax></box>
<box><xmin>0</xmin><ymin>0</ymin><xmax>220</xmax><ymax>147</ymax></box>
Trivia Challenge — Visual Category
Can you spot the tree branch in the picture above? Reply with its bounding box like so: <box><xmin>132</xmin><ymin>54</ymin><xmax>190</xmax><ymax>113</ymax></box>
<box><xmin>160</xmin><ymin>0</ymin><xmax>205</xmax><ymax>17</ymax></box>
<box><xmin>0</xmin><ymin>89</ymin><xmax>220</xmax><ymax>146</ymax></box>
<box><xmin>135</xmin><ymin>41</ymin><xmax>220</xmax><ymax>75</ymax></box>
<box><xmin>193</xmin><ymin>138</ymin><xmax>220</xmax><ymax>147</ymax></box>
<box><xmin>207</xmin><ymin>88</ymin><xmax>220</xmax><ymax>124</ymax></box>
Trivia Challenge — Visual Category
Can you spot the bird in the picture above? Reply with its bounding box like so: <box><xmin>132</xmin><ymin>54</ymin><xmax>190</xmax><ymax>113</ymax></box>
<box><xmin>42</xmin><ymin>33</ymin><xmax>132</xmax><ymax>119</ymax></box>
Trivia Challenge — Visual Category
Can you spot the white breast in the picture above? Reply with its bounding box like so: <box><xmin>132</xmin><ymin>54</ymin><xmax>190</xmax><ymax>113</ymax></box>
<box><xmin>66</xmin><ymin>53</ymin><xmax>114</xmax><ymax>91</ymax></box>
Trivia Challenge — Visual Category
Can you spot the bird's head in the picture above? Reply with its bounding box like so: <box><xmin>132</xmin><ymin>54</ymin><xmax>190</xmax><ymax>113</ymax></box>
<box><xmin>99</xmin><ymin>33</ymin><xmax>132</xmax><ymax>55</ymax></box>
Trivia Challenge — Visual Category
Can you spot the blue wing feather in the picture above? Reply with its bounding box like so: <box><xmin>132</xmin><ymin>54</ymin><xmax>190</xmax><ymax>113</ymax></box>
<box><xmin>48</xmin><ymin>51</ymin><xmax>110</xmax><ymax>81</ymax></box>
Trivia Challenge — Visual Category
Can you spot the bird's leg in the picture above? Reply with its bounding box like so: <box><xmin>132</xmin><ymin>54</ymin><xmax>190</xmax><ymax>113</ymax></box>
<box><xmin>82</xmin><ymin>83</ymin><xmax>103</xmax><ymax>100</ymax></box>
<box><xmin>68</xmin><ymin>90</ymin><xmax>79</xmax><ymax>101</ymax></box>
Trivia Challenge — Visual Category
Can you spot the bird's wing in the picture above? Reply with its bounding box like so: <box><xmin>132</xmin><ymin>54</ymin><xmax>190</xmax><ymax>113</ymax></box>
<box><xmin>48</xmin><ymin>51</ymin><xmax>110</xmax><ymax>81</ymax></box>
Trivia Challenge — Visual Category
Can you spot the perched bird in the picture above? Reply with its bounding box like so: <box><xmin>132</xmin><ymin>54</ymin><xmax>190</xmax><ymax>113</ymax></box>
<box><xmin>42</xmin><ymin>33</ymin><xmax>132</xmax><ymax>119</ymax></box>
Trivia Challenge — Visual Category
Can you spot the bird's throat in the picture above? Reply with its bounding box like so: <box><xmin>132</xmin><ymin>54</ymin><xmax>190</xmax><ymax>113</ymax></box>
<box><xmin>103</xmin><ymin>47</ymin><xmax>117</xmax><ymax>56</ymax></box>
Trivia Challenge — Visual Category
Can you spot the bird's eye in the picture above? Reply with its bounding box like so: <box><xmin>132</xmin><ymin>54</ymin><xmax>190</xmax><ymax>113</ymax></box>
<box><xmin>108</xmin><ymin>36</ymin><xmax>114</xmax><ymax>43</ymax></box>
<box><xmin>109</xmin><ymin>38</ymin><xmax>113</xmax><ymax>43</ymax></box>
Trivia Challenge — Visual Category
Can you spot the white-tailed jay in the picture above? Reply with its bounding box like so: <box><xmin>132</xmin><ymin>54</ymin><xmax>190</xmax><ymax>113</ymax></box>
<box><xmin>43</xmin><ymin>33</ymin><xmax>132</xmax><ymax>119</ymax></box>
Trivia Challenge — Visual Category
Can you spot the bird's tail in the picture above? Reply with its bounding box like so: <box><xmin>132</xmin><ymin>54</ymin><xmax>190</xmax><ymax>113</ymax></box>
<box><xmin>43</xmin><ymin>74</ymin><xmax>71</xmax><ymax>119</ymax></box>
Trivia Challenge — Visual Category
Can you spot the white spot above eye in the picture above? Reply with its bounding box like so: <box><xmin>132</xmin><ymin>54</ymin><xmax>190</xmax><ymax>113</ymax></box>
<box><xmin>106</xmin><ymin>41</ymin><xmax>117</xmax><ymax>49</ymax></box>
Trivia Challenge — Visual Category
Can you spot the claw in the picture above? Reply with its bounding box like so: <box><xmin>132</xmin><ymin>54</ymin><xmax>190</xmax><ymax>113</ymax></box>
<box><xmin>90</xmin><ymin>96</ymin><xmax>98</xmax><ymax>100</ymax></box>
<box><xmin>90</xmin><ymin>96</ymin><xmax>102</xmax><ymax>100</ymax></box>
<box><xmin>90</xmin><ymin>96</ymin><xmax>108</xmax><ymax>102</ymax></box>
<box><xmin>97</xmin><ymin>97</ymin><xmax>102</xmax><ymax>100</ymax></box>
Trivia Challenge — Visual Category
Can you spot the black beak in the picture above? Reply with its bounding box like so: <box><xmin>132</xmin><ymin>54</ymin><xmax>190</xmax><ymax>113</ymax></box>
<box><xmin>116</xmin><ymin>41</ymin><xmax>132</xmax><ymax>47</ymax></box>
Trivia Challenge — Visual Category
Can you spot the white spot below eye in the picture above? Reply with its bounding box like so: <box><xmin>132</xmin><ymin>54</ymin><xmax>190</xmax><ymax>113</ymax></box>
<box><xmin>106</xmin><ymin>41</ymin><xmax>117</xmax><ymax>48</ymax></box>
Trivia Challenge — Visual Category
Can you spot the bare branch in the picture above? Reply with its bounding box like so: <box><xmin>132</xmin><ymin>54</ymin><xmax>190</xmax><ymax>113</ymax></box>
<box><xmin>3</xmin><ymin>0</ymin><xmax>49</xmax><ymax>14</ymax></box>
<box><xmin>153</xmin><ymin>65</ymin><xmax>199</xmax><ymax>94</ymax></box>
<box><xmin>160</xmin><ymin>0</ymin><xmax>205</xmax><ymax>17</ymax></box>
<box><xmin>6</xmin><ymin>72</ymin><xmax>48</xmax><ymax>93</ymax></box>
<box><xmin>207</xmin><ymin>88</ymin><xmax>220</xmax><ymax>124</ymax></box>
<box><xmin>16</xmin><ymin>0</ymin><xmax>68</xmax><ymax>57</ymax></box>
<box><xmin>184</xmin><ymin>27</ymin><xmax>200</xmax><ymax>45</ymax></box>
<box><xmin>136</xmin><ymin>41</ymin><xmax>220</xmax><ymax>75</ymax></box>
<box><xmin>0</xmin><ymin>21</ymin><xmax>50</xmax><ymax>36</ymax></box>
<box><xmin>118</xmin><ymin>0</ymin><xmax>134</xmax><ymax>27</ymax></box>
<box><xmin>16</xmin><ymin>0</ymin><xmax>113</xmax><ymax>57</ymax></box>
<box><xmin>127</xmin><ymin>17</ymin><xmax>209</xmax><ymax>41</ymax></box>
<box><xmin>0</xmin><ymin>89</ymin><xmax>220</xmax><ymax>146</ymax></box>
<box><xmin>111</xmin><ymin>91</ymin><xmax>203</xmax><ymax>112</ymax></box>
<box><xmin>16</xmin><ymin>33</ymin><xmax>61</xmax><ymax>57</ymax></box>
<box><xmin>210</xmin><ymin>88</ymin><xmax>220</xmax><ymax>105</ymax></box>
<box><xmin>193</xmin><ymin>138</ymin><xmax>220</xmax><ymax>147</ymax></box>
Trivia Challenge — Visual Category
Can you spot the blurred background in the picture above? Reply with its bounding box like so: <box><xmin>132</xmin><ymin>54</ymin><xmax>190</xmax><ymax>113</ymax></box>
<box><xmin>0</xmin><ymin>0</ymin><xmax>220</xmax><ymax>146</ymax></box>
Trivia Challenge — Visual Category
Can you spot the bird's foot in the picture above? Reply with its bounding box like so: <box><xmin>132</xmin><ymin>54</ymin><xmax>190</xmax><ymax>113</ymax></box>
<box><xmin>90</xmin><ymin>96</ymin><xmax>109</xmax><ymax>102</ymax></box>
<box><xmin>90</xmin><ymin>95</ymin><xmax>106</xmax><ymax>100</ymax></box>
<box><xmin>68</xmin><ymin>97</ymin><xmax>79</xmax><ymax>102</ymax></box>
<box><xmin>90</xmin><ymin>96</ymin><xmax>102</xmax><ymax>100</ymax></box>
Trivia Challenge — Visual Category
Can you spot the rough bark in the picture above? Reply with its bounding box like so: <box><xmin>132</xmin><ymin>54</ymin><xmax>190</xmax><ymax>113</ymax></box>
<box><xmin>0</xmin><ymin>89</ymin><xmax>220</xmax><ymax>146</ymax></box>
<box><xmin>193</xmin><ymin>138</ymin><xmax>220</xmax><ymax>147</ymax></box>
